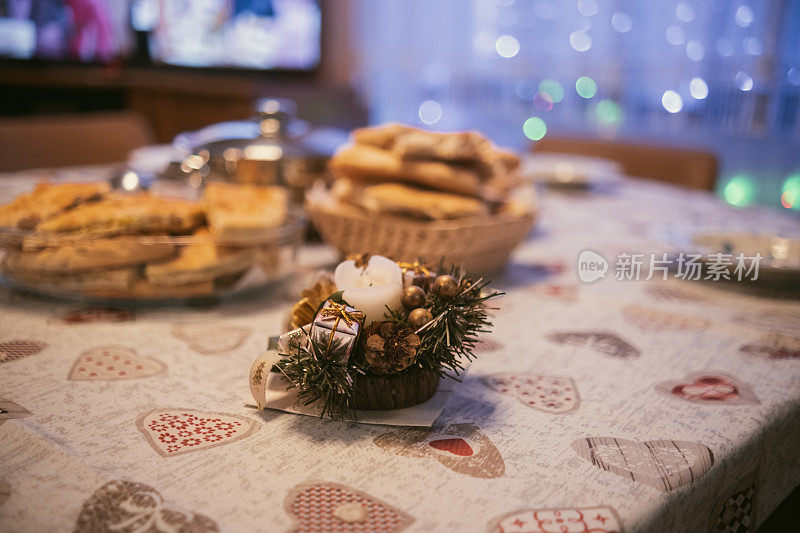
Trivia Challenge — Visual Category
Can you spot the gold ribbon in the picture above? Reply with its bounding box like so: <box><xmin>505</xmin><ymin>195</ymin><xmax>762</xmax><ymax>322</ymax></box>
<box><xmin>317</xmin><ymin>301</ymin><xmax>364</xmax><ymax>359</ymax></box>
<box><xmin>318</xmin><ymin>301</ymin><xmax>364</xmax><ymax>328</ymax></box>
<box><xmin>397</xmin><ymin>259</ymin><xmax>431</xmax><ymax>277</ymax></box>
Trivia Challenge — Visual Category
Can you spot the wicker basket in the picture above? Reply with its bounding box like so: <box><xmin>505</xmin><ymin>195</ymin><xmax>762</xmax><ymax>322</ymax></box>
<box><xmin>306</xmin><ymin>201</ymin><xmax>536</xmax><ymax>275</ymax></box>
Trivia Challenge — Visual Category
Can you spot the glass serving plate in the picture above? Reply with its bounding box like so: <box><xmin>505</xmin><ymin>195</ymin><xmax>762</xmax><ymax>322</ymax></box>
<box><xmin>659</xmin><ymin>222</ymin><xmax>800</xmax><ymax>287</ymax></box>
<box><xmin>0</xmin><ymin>212</ymin><xmax>306</xmax><ymax>304</ymax></box>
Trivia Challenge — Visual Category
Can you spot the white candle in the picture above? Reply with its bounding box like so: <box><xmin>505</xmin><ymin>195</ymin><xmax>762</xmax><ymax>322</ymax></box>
<box><xmin>334</xmin><ymin>255</ymin><xmax>403</xmax><ymax>326</ymax></box>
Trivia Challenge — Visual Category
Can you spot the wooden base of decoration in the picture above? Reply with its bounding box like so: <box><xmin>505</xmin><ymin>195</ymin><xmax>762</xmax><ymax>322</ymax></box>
<box><xmin>352</xmin><ymin>368</ymin><xmax>440</xmax><ymax>410</ymax></box>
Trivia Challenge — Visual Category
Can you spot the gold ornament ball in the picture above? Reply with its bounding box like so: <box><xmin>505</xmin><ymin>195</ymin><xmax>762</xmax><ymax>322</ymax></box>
<box><xmin>408</xmin><ymin>308</ymin><xmax>433</xmax><ymax>329</ymax></box>
<box><xmin>433</xmin><ymin>275</ymin><xmax>459</xmax><ymax>298</ymax></box>
<box><xmin>401</xmin><ymin>285</ymin><xmax>426</xmax><ymax>309</ymax></box>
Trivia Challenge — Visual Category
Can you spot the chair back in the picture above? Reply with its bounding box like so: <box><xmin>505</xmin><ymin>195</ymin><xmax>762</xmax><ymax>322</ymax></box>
<box><xmin>0</xmin><ymin>111</ymin><xmax>155</xmax><ymax>172</ymax></box>
<box><xmin>533</xmin><ymin>137</ymin><xmax>718</xmax><ymax>190</ymax></box>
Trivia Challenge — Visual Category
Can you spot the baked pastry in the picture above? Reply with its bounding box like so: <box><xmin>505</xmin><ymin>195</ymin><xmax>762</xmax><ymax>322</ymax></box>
<box><xmin>330</xmin><ymin>143</ymin><xmax>483</xmax><ymax>197</ymax></box>
<box><xmin>391</xmin><ymin>129</ymin><xmax>490</xmax><ymax>162</ymax></box>
<box><xmin>356</xmin><ymin>183</ymin><xmax>487</xmax><ymax>220</ymax></box>
<box><xmin>351</xmin><ymin>123</ymin><xmax>413</xmax><ymax>149</ymax></box>
<box><xmin>3</xmin><ymin>267</ymin><xmax>137</xmax><ymax>292</ymax></box>
<box><xmin>308</xmin><ymin>124</ymin><xmax>537</xmax><ymax>275</ymax></box>
<box><xmin>203</xmin><ymin>182</ymin><xmax>288</xmax><ymax>241</ymax></box>
<box><xmin>144</xmin><ymin>229</ymin><xmax>256</xmax><ymax>286</ymax></box>
<box><xmin>3</xmin><ymin>236</ymin><xmax>175</xmax><ymax>274</ymax></box>
<box><xmin>35</xmin><ymin>194</ymin><xmax>205</xmax><ymax>238</ymax></box>
<box><xmin>86</xmin><ymin>279</ymin><xmax>215</xmax><ymax>300</ymax></box>
<box><xmin>0</xmin><ymin>182</ymin><xmax>110</xmax><ymax>230</ymax></box>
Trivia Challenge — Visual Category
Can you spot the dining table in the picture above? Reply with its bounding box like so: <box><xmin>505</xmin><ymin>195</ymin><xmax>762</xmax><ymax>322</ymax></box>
<box><xmin>1</xmin><ymin>165</ymin><xmax>799</xmax><ymax>533</ymax></box>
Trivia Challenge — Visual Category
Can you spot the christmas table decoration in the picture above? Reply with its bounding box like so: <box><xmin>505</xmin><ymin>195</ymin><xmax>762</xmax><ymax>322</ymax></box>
<box><xmin>249</xmin><ymin>255</ymin><xmax>501</xmax><ymax>420</ymax></box>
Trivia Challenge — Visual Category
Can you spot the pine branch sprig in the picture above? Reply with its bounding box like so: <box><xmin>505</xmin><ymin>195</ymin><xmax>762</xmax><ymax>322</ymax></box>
<box><xmin>276</xmin><ymin>332</ymin><xmax>364</xmax><ymax>420</ymax></box>
<box><xmin>387</xmin><ymin>266</ymin><xmax>502</xmax><ymax>380</ymax></box>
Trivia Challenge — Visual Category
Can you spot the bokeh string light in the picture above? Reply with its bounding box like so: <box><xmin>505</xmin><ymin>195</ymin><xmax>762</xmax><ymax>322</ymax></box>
<box><xmin>575</xmin><ymin>76</ymin><xmax>597</xmax><ymax>99</ymax></box>
<box><xmin>523</xmin><ymin>117</ymin><xmax>547</xmax><ymax>140</ymax></box>
<box><xmin>782</xmin><ymin>175</ymin><xmax>800</xmax><ymax>210</ymax></box>
<box><xmin>354</xmin><ymin>0</ymin><xmax>800</xmax><ymax>211</ymax></box>
<box><xmin>724</xmin><ymin>175</ymin><xmax>756</xmax><ymax>207</ymax></box>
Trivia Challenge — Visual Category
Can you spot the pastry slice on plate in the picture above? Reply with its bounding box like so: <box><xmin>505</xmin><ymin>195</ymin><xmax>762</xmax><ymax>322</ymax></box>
<box><xmin>33</xmin><ymin>194</ymin><xmax>205</xmax><ymax>240</ymax></box>
<box><xmin>0</xmin><ymin>182</ymin><xmax>110</xmax><ymax>230</ymax></box>
<box><xmin>203</xmin><ymin>182</ymin><xmax>288</xmax><ymax>242</ymax></box>
<box><xmin>2</xmin><ymin>267</ymin><xmax>138</xmax><ymax>293</ymax></box>
<box><xmin>4</xmin><ymin>236</ymin><xmax>175</xmax><ymax>274</ymax></box>
<box><xmin>144</xmin><ymin>228</ymin><xmax>256</xmax><ymax>286</ymax></box>
<box><xmin>86</xmin><ymin>279</ymin><xmax>215</xmax><ymax>300</ymax></box>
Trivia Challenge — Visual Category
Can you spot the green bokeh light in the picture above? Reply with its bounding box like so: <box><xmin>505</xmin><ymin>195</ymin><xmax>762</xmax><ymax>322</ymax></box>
<box><xmin>523</xmin><ymin>117</ymin><xmax>547</xmax><ymax>141</ymax></box>
<box><xmin>575</xmin><ymin>76</ymin><xmax>597</xmax><ymax>99</ymax></box>
<box><xmin>782</xmin><ymin>174</ymin><xmax>800</xmax><ymax>210</ymax></box>
<box><xmin>723</xmin><ymin>175</ymin><xmax>755</xmax><ymax>207</ymax></box>
<box><xmin>595</xmin><ymin>99</ymin><xmax>622</xmax><ymax>125</ymax></box>
<box><xmin>538</xmin><ymin>79</ymin><xmax>565</xmax><ymax>103</ymax></box>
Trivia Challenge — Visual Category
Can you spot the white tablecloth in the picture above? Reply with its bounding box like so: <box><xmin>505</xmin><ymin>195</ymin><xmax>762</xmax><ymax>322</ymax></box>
<box><xmin>1</xmin><ymin>168</ymin><xmax>799</xmax><ymax>532</ymax></box>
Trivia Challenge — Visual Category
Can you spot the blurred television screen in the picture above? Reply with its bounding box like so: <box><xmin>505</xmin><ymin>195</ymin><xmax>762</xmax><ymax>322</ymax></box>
<box><xmin>0</xmin><ymin>0</ymin><xmax>132</xmax><ymax>62</ymax></box>
<box><xmin>0</xmin><ymin>0</ymin><xmax>321</xmax><ymax>71</ymax></box>
<box><xmin>135</xmin><ymin>0</ymin><xmax>320</xmax><ymax>70</ymax></box>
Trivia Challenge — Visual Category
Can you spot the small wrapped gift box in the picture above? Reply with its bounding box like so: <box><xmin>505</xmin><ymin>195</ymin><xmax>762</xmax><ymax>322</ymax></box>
<box><xmin>397</xmin><ymin>260</ymin><xmax>436</xmax><ymax>291</ymax></box>
<box><xmin>310</xmin><ymin>299</ymin><xmax>364</xmax><ymax>364</ymax></box>
<box><xmin>277</xmin><ymin>328</ymin><xmax>309</xmax><ymax>354</ymax></box>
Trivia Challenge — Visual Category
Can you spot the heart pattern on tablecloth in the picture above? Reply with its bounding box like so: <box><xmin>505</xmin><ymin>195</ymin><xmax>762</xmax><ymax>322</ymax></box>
<box><xmin>285</xmin><ymin>482</ymin><xmax>414</xmax><ymax>533</ymax></box>
<box><xmin>171</xmin><ymin>322</ymin><xmax>251</xmax><ymax>355</ymax></box>
<box><xmin>374</xmin><ymin>423</ymin><xmax>504</xmax><ymax>478</ymax></box>
<box><xmin>708</xmin><ymin>469</ymin><xmax>758</xmax><ymax>533</ymax></box>
<box><xmin>483</xmin><ymin>373</ymin><xmax>580</xmax><ymax>414</ymax></box>
<box><xmin>646</xmin><ymin>284</ymin><xmax>708</xmax><ymax>303</ymax></box>
<box><xmin>474</xmin><ymin>337</ymin><xmax>503</xmax><ymax>353</ymax></box>
<box><xmin>656</xmin><ymin>372</ymin><xmax>759</xmax><ymax>405</ymax></box>
<box><xmin>740</xmin><ymin>334</ymin><xmax>800</xmax><ymax>360</ymax></box>
<box><xmin>74</xmin><ymin>480</ymin><xmax>219</xmax><ymax>532</ymax></box>
<box><xmin>529</xmin><ymin>284</ymin><xmax>579</xmax><ymax>302</ymax></box>
<box><xmin>735</xmin><ymin>310</ymin><xmax>800</xmax><ymax>337</ymax></box>
<box><xmin>622</xmin><ymin>305</ymin><xmax>710</xmax><ymax>332</ymax></box>
<box><xmin>69</xmin><ymin>346</ymin><xmax>166</xmax><ymax>381</ymax></box>
<box><xmin>572</xmin><ymin>437</ymin><xmax>714</xmax><ymax>492</ymax></box>
<box><xmin>0</xmin><ymin>397</ymin><xmax>32</xmax><ymax>427</ymax></box>
<box><xmin>59</xmin><ymin>307</ymin><xmax>134</xmax><ymax>324</ymax></box>
<box><xmin>136</xmin><ymin>409</ymin><xmax>260</xmax><ymax>457</ymax></box>
<box><xmin>488</xmin><ymin>506</ymin><xmax>623</xmax><ymax>533</ymax></box>
<box><xmin>0</xmin><ymin>340</ymin><xmax>46</xmax><ymax>365</ymax></box>
<box><xmin>546</xmin><ymin>331</ymin><xmax>640</xmax><ymax>359</ymax></box>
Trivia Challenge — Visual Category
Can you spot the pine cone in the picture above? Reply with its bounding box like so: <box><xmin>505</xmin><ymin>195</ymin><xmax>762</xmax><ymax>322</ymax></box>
<box><xmin>363</xmin><ymin>321</ymin><xmax>421</xmax><ymax>375</ymax></box>
<box><xmin>286</xmin><ymin>273</ymin><xmax>337</xmax><ymax>331</ymax></box>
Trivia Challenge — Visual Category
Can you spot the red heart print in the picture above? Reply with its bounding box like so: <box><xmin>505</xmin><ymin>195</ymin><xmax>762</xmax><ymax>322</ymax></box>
<box><xmin>740</xmin><ymin>334</ymin><xmax>800</xmax><ymax>360</ymax></box>
<box><xmin>655</xmin><ymin>372</ymin><xmax>759</xmax><ymax>405</ymax></box>
<box><xmin>69</xmin><ymin>346</ymin><xmax>166</xmax><ymax>381</ymax></box>
<box><xmin>136</xmin><ymin>409</ymin><xmax>260</xmax><ymax>457</ymax></box>
<box><xmin>0</xmin><ymin>340</ymin><xmax>47</xmax><ymax>364</ymax></box>
<box><xmin>428</xmin><ymin>438</ymin><xmax>474</xmax><ymax>457</ymax></box>
<box><xmin>375</xmin><ymin>423</ymin><xmax>504</xmax><ymax>478</ymax></box>
<box><xmin>488</xmin><ymin>506</ymin><xmax>623</xmax><ymax>533</ymax></box>
<box><xmin>285</xmin><ymin>482</ymin><xmax>414</xmax><ymax>533</ymax></box>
